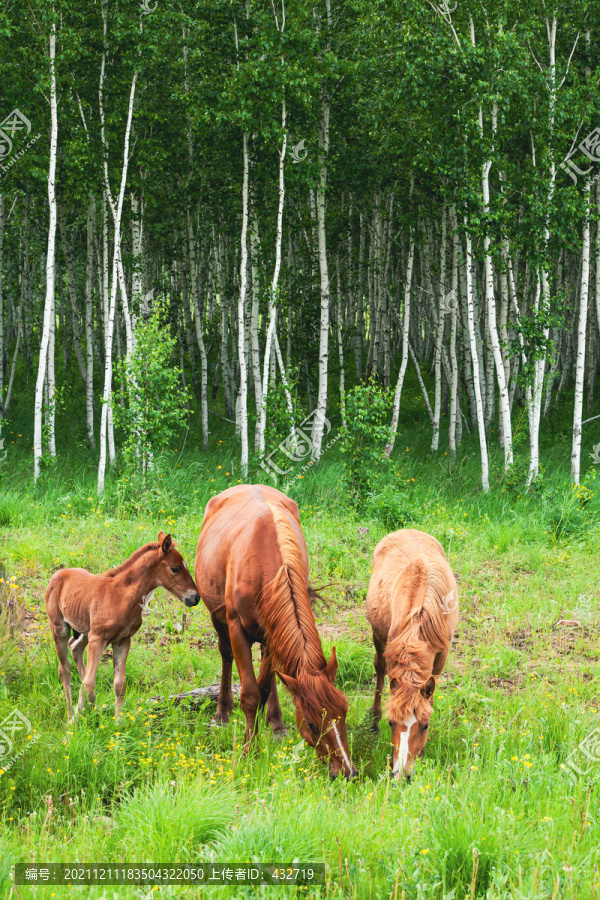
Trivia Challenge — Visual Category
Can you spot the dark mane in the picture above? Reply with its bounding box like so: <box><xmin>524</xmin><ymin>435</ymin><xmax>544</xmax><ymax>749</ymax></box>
<box><xmin>103</xmin><ymin>542</ymin><xmax>159</xmax><ymax>577</ymax></box>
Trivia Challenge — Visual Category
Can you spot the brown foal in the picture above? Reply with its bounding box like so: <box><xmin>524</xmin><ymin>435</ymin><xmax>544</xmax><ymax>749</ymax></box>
<box><xmin>46</xmin><ymin>532</ymin><xmax>199</xmax><ymax>722</ymax></box>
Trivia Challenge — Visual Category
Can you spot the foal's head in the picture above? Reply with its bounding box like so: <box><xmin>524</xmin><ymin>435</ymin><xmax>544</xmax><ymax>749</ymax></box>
<box><xmin>387</xmin><ymin>673</ymin><xmax>436</xmax><ymax>781</ymax></box>
<box><xmin>154</xmin><ymin>531</ymin><xmax>200</xmax><ymax>607</ymax></box>
<box><xmin>279</xmin><ymin>648</ymin><xmax>358</xmax><ymax>781</ymax></box>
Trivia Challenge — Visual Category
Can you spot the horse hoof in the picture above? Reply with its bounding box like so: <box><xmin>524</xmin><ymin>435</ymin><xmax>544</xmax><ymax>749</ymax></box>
<box><xmin>211</xmin><ymin>717</ymin><xmax>229</xmax><ymax>728</ymax></box>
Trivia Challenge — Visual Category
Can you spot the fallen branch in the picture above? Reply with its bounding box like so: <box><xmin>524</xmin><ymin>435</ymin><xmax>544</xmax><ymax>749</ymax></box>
<box><xmin>147</xmin><ymin>682</ymin><xmax>240</xmax><ymax>709</ymax></box>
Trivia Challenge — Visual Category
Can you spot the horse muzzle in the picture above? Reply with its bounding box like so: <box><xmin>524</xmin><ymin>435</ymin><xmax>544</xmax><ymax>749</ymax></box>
<box><xmin>184</xmin><ymin>592</ymin><xmax>201</xmax><ymax>607</ymax></box>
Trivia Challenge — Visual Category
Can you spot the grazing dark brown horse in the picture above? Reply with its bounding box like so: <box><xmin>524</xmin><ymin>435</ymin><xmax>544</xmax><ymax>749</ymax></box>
<box><xmin>195</xmin><ymin>484</ymin><xmax>357</xmax><ymax>780</ymax></box>
<box><xmin>46</xmin><ymin>532</ymin><xmax>200</xmax><ymax>722</ymax></box>
<box><xmin>366</xmin><ymin>529</ymin><xmax>459</xmax><ymax>781</ymax></box>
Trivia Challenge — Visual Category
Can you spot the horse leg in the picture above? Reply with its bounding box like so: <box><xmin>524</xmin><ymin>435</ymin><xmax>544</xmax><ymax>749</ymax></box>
<box><xmin>76</xmin><ymin>635</ymin><xmax>107</xmax><ymax>717</ymax></box>
<box><xmin>50</xmin><ymin>622</ymin><xmax>74</xmax><ymax>722</ymax></box>
<box><xmin>112</xmin><ymin>637</ymin><xmax>131</xmax><ymax>718</ymax></box>
<box><xmin>370</xmin><ymin>633</ymin><xmax>386</xmax><ymax>732</ymax></box>
<box><xmin>257</xmin><ymin>645</ymin><xmax>287</xmax><ymax>738</ymax></box>
<box><xmin>266</xmin><ymin>675</ymin><xmax>287</xmax><ymax>738</ymax></box>
<box><xmin>211</xmin><ymin>614</ymin><xmax>234</xmax><ymax>725</ymax></box>
<box><xmin>70</xmin><ymin>633</ymin><xmax>89</xmax><ymax>681</ymax></box>
<box><xmin>228</xmin><ymin>616</ymin><xmax>260</xmax><ymax>751</ymax></box>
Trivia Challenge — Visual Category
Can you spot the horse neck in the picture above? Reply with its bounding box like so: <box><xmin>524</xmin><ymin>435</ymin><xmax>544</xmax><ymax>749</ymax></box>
<box><xmin>109</xmin><ymin>549</ymin><xmax>160</xmax><ymax>598</ymax></box>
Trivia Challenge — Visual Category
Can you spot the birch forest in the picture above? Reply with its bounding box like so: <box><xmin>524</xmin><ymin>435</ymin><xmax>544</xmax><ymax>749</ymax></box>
<box><xmin>2</xmin><ymin>0</ymin><xmax>600</xmax><ymax>493</ymax></box>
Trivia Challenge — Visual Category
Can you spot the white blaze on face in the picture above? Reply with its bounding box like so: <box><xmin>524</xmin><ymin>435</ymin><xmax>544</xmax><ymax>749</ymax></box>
<box><xmin>393</xmin><ymin>713</ymin><xmax>417</xmax><ymax>777</ymax></box>
<box><xmin>331</xmin><ymin>720</ymin><xmax>352</xmax><ymax>773</ymax></box>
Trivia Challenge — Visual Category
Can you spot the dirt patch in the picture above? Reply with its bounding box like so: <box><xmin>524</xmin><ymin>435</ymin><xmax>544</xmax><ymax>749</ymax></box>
<box><xmin>488</xmin><ymin>674</ymin><xmax>524</xmax><ymax>694</ymax></box>
<box><xmin>507</xmin><ymin>629</ymin><xmax>533</xmax><ymax>651</ymax></box>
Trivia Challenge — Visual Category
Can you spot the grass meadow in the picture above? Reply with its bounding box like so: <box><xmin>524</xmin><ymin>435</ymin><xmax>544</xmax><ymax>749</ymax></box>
<box><xmin>0</xmin><ymin>380</ymin><xmax>599</xmax><ymax>899</ymax></box>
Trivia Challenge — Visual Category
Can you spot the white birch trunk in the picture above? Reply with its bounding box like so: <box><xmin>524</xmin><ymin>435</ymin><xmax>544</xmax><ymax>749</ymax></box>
<box><xmin>480</xmin><ymin>101</ymin><xmax>513</xmax><ymax>469</ymax></box>
<box><xmin>464</xmin><ymin>221</ymin><xmax>489</xmax><ymax>492</ymax></box>
<box><xmin>34</xmin><ymin>25</ymin><xmax>58</xmax><ymax>481</ymax></box>
<box><xmin>97</xmin><ymin>53</ymin><xmax>138</xmax><ymax>493</ymax></box>
<box><xmin>431</xmin><ymin>201</ymin><xmax>447</xmax><ymax>451</ymax></box>
<box><xmin>85</xmin><ymin>198</ymin><xmax>95</xmax><ymax>448</ymax></box>
<box><xmin>385</xmin><ymin>224</ymin><xmax>415</xmax><ymax>457</ymax></box>
<box><xmin>571</xmin><ymin>179</ymin><xmax>591</xmax><ymax>484</ymax></box>
<box><xmin>448</xmin><ymin>205</ymin><xmax>460</xmax><ymax>456</ymax></box>
<box><xmin>237</xmin><ymin>132</ymin><xmax>250</xmax><ymax>475</ymax></box>
<box><xmin>257</xmin><ymin>100</ymin><xmax>291</xmax><ymax>458</ymax></box>
<box><xmin>311</xmin><ymin>96</ymin><xmax>330</xmax><ymax>459</ymax></box>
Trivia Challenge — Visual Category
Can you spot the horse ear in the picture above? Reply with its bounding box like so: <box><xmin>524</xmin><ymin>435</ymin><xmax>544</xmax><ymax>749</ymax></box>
<box><xmin>276</xmin><ymin>671</ymin><xmax>298</xmax><ymax>694</ymax></box>
<box><xmin>421</xmin><ymin>676</ymin><xmax>436</xmax><ymax>699</ymax></box>
<box><xmin>325</xmin><ymin>646</ymin><xmax>338</xmax><ymax>683</ymax></box>
<box><xmin>160</xmin><ymin>533</ymin><xmax>172</xmax><ymax>554</ymax></box>
<box><xmin>158</xmin><ymin>531</ymin><xmax>165</xmax><ymax>542</ymax></box>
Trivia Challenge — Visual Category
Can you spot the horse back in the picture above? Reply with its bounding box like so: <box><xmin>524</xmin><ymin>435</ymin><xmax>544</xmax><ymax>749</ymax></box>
<box><xmin>366</xmin><ymin>529</ymin><xmax>457</xmax><ymax>643</ymax></box>
<box><xmin>195</xmin><ymin>484</ymin><xmax>308</xmax><ymax>623</ymax></box>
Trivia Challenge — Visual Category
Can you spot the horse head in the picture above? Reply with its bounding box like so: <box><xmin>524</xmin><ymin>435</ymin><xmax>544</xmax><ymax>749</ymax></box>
<box><xmin>387</xmin><ymin>674</ymin><xmax>436</xmax><ymax>781</ymax></box>
<box><xmin>155</xmin><ymin>531</ymin><xmax>200</xmax><ymax>608</ymax></box>
<box><xmin>278</xmin><ymin>647</ymin><xmax>358</xmax><ymax>780</ymax></box>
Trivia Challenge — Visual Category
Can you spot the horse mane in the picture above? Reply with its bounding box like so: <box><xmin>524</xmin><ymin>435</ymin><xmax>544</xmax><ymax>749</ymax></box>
<box><xmin>103</xmin><ymin>542</ymin><xmax>160</xmax><ymax>578</ymax></box>
<box><xmin>385</xmin><ymin>557</ymin><xmax>451</xmax><ymax>722</ymax></box>
<box><xmin>260</xmin><ymin>504</ymin><xmax>348</xmax><ymax>721</ymax></box>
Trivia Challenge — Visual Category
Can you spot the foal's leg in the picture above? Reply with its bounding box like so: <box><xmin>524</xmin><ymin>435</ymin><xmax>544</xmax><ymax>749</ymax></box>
<box><xmin>70</xmin><ymin>633</ymin><xmax>89</xmax><ymax>680</ymax></box>
<box><xmin>228</xmin><ymin>615</ymin><xmax>260</xmax><ymax>751</ymax></box>
<box><xmin>211</xmin><ymin>614</ymin><xmax>234</xmax><ymax>726</ymax></box>
<box><xmin>76</xmin><ymin>634</ymin><xmax>108</xmax><ymax>716</ymax></box>
<box><xmin>112</xmin><ymin>637</ymin><xmax>132</xmax><ymax>718</ymax></box>
<box><xmin>370</xmin><ymin>632</ymin><xmax>387</xmax><ymax>731</ymax></box>
<box><xmin>257</xmin><ymin>645</ymin><xmax>287</xmax><ymax>738</ymax></box>
<box><xmin>50</xmin><ymin>623</ymin><xmax>74</xmax><ymax>722</ymax></box>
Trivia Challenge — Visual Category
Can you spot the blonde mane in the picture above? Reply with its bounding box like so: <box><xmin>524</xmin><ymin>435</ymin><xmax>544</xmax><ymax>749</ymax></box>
<box><xmin>385</xmin><ymin>558</ymin><xmax>452</xmax><ymax>722</ymax></box>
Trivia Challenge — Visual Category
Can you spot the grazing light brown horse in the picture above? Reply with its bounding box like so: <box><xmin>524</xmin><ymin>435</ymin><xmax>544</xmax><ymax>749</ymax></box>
<box><xmin>195</xmin><ymin>484</ymin><xmax>357</xmax><ymax>780</ymax></box>
<box><xmin>366</xmin><ymin>529</ymin><xmax>459</xmax><ymax>781</ymax></box>
<box><xmin>46</xmin><ymin>532</ymin><xmax>200</xmax><ymax>722</ymax></box>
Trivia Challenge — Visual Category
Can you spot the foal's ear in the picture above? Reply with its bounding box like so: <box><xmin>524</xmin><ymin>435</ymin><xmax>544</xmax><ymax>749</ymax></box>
<box><xmin>160</xmin><ymin>532</ymin><xmax>172</xmax><ymax>554</ymax></box>
<box><xmin>325</xmin><ymin>646</ymin><xmax>338</xmax><ymax>683</ymax></box>
<box><xmin>276</xmin><ymin>671</ymin><xmax>298</xmax><ymax>695</ymax></box>
<box><xmin>421</xmin><ymin>676</ymin><xmax>436</xmax><ymax>699</ymax></box>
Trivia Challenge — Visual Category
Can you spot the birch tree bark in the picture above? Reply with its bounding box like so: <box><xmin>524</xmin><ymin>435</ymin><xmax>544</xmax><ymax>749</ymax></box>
<box><xmin>84</xmin><ymin>199</ymin><xmax>95</xmax><ymax>447</ymax></box>
<box><xmin>431</xmin><ymin>201</ymin><xmax>447</xmax><ymax>451</ymax></box>
<box><xmin>97</xmin><ymin>53</ymin><xmax>138</xmax><ymax>492</ymax></box>
<box><xmin>571</xmin><ymin>179</ymin><xmax>591</xmax><ymax>484</ymax></box>
<box><xmin>463</xmin><ymin>219</ymin><xmax>489</xmax><ymax>492</ymax></box>
<box><xmin>34</xmin><ymin>23</ymin><xmax>58</xmax><ymax>482</ymax></box>
<box><xmin>385</xmin><ymin>190</ymin><xmax>415</xmax><ymax>458</ymax></box>
<box><xmin>311</xmin><ymin>94</ymin><xmax>331</xmax><ymax>459</ymax></box>
<box><xmin>237</xmin><ymin>132</ymin><xmax>250</xmax><ymax>475</ymax></box>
